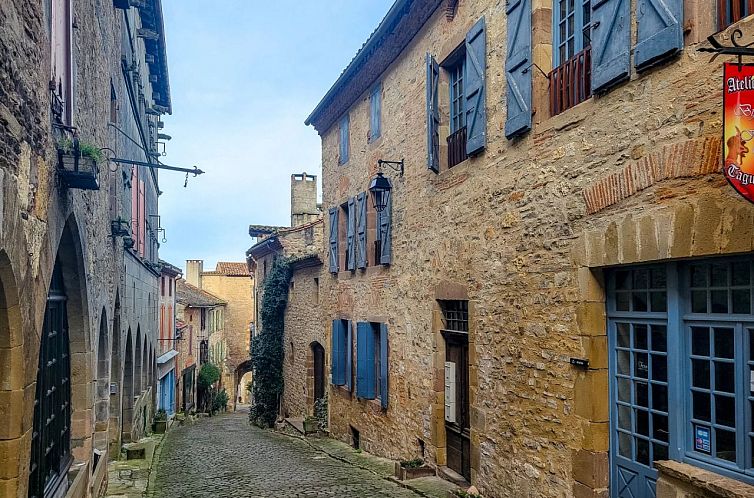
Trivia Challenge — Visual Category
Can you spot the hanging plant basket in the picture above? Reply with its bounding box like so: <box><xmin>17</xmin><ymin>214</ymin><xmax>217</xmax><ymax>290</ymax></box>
<box><xmin>57</xmin><ymin>138</ymin><xmax>101</xmax><ymax>190</ymax></box>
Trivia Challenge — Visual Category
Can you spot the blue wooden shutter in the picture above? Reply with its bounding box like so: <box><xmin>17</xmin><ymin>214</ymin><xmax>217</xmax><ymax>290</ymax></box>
<box><xmin>356</xmin><ymin>322</ymin><xmax>376</xmax><ymax>399</ymax></box>
<box><xmin>634</xmin><ymin>0</ymin><xmax>682</xmax><ymax>70</ymax></box>
<box><xmin>380</xmin><ymin>323</ymin><xmax>388</xmax><ymax>409</ymax></box>
<box><xmin>339</xmin><ymin>114</ymin><xmax>349</xmax><ymax>164</ymax></box>
<box><xmin>346</xmin><ymin>197</ymin><xmax>356</xmax><ymax>271</ymax></box>
<box><xmin>328</xmin><ymin>207</ymin><xmax>338</xmax><ymax>273</ymax></box>
<box><xmin>370</xmin><ymin>84</ymin><xmax>381</xmax><ymax>140</ymax></box>
<box><xmin>426</xmin><ymin>53</ymin><xmax>440</xmax><ymax>172</ymax></box>
<box><xmin>379</xmin><ymin>195</ymin><xmax>392</xmax><ymax>265</ymax></box>
<box><xmin>591</xmin><ymin>0</ymin><xmax>630</xmax><ymax>93</ymax></box>
<box><xmin>345</xmin><ymin>321</ymin><xmax>353</xmax><ymax>392</ymax></box>
<box><xmin>464</xmin><ymin>17</ymin><xmax>487</xmax><ymax>156</ymax></box>
<box><xmin>356</xmin><ymin>192</ymin><xmax>367</xmax><ymax>269</ymax></box>
<box><xmin>331</xmin><ymin>320</ymin><xmax>344</xmax><ymax>385</ymax></box>
<box><xmin>504</xmin><ymin>0</ymin><xmax>532</xmax><ymax>139</ymax></box>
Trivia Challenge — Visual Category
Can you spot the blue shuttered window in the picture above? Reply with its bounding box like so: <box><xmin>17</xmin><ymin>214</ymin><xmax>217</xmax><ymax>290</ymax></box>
<box><xmin>449</xmin><ymin>60</ymin><xmax>465</xmax><ymax>133</ymax></box>
<box><xmin>505</xmin><ymin>0</ymin><xmax>532</xmax><ymax>138</ymax></box>
<box><xmin>345</xmin><ymin>321</ymin><xmax>353</xmax><ymax>392</ymax></box>
<box><xmin>356</xmin><ymin>192</ymin><xmax>367</xmax><ymax>269</ymax></box>
<box><xmin>346</xmin><ymin>197</ymin><xmax>356</xmax><ymax>271</ymax></box>
<box><xmin>464</xmin><ymin>17</ymin><xmax>486</xmax><ymax>156</ymax></box>
<box><xmin>426</xmin><ymin>53</ymin><xmax>440</xmax><ymax>173</ymax></box>
<box><xmin>339</xmin><ymin>114</ymin><xmax>350</xmax><ymax>165</ymax></box>
<box><xmin>553</xmin><ymin>0</ymin><xmax>590</xmax><ymax>67</ymax></box>
<box><xmin>634</xmin><ymin>0</ymin><xmax>682</xmax><ymax>70</ymax></box>
<box><xmin>356</xmin><ymin>322</ymin><xmax>389</xmax><ymax>408</ymax></box>
<box><xmin>369</xmin><ymin>83</ymin><xmax>381</xmax><ymax>141</ymax></box>
<box><xmin>591</xmin><ymin>0</ymin><xmax>630</xmax><ymax>93</ymax></box>
<box><xmin>328</xmin><ymin>207</ymin><xmax>338</xmax><ymax>273</ymax></box>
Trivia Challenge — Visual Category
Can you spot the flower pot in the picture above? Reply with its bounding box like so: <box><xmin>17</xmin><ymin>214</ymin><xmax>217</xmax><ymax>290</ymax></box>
<box><xmin>153</xmin><ymin>420</ymin><xmax>167</xmax><ymax>434</ymax></box>
<box><xmin>303</xmin><ymin>418</ymin><xmax>318</xmax><ymax>434</ymax></box>
<box><xmin>58</xmin><ymin>153</ymin><xmax>99</xmax><ymax>190</ymax></box>
<box><xmin>394</xmin><ymin>462</ymin><xmax>436</xmax><ymax>480</ymax></box>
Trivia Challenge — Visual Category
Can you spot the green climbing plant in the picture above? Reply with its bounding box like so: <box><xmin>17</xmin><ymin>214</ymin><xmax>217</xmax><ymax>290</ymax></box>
<box><xmin>249</xmin><ymin>258</ymin><xmax>292</xmax><ymax>427</ymax></box>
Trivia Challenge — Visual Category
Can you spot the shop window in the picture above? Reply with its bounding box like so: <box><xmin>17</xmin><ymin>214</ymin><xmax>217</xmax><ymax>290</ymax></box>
<box><xmin>607</xmin><ymin>260</ymin><xmax>754</xmax><ymax>493</ymax></box>
<box><xmin>549</xmin><ymin>0</ymin><xmax>592</xmax><ymax>116</ymax></box>
<box><xmin>718</xmin><ymin>0</ymin><xmax>754</xmax><ymax>30</ymax></box>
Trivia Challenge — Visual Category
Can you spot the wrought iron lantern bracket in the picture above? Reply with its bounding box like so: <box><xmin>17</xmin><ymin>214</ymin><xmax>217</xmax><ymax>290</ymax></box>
<box><xmin>377</xmin><ymin>159</ymin><xmax>404</xmax><ymax>177</ymax></box>
<box><xmin>698</xmin><ymin>29</ymin><xmax>754</xmax><ymax>67</ymax></box>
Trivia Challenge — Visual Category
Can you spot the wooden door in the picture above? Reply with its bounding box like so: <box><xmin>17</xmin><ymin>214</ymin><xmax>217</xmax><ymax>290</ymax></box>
<box><xmin>445</xmin><ymin>332</ymin><xmax>470</xmax><ymax>481</ymax></box>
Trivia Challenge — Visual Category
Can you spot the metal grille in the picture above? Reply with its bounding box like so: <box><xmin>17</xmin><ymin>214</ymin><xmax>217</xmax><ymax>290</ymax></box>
<box><xmin>29</xmin><ymin>264</ymin><xmax>71</xmax><ymax>498</ymax></box>
<box><xmin>441</xmin><ymin>300</ymin><xmax>469</xmax><ymax>332</ymax></box>
<box><xmin>718</xmin><ymin>0</ymin><xmax>754</xmax><ymax>30</ymax></box>
<box><xmin>447</xmin><ymin>126</ymin><xmax>468</xmax><ymax>168</ymax></box>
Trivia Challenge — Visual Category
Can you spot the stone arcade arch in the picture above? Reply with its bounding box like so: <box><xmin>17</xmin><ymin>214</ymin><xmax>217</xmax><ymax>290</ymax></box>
<box><xmin>109</xmin><ymin>293</ymin><xmax>121</xmax><ymax>456</ymax></box>
<box><xmin>0</xmin><ymin>251</ymin><xmax>25</xmax><ymax>485</ymax></box>
<box><xmin>94</xmin><ymin>309</ymin><xmax>109</xmax><ymax>451</ymax></box>
<box><xmin>135</xmin><ymin>327</ymin><xmax>143</xmax><ymax>393</ymax></box>
<box><xmin>122</xmin><ymin>329</ymin><xmax>134</xmax><ymax>443</ymax></box>
<box><xmin>29</xmin><ymin>216</ymin><xmax>92</xmax><ymax>497</ymax></box>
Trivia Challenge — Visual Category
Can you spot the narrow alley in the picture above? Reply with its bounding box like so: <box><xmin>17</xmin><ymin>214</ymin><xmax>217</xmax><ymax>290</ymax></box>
<box><xmin>151</xmin><ymin>410</ymin><xmax>443</xmax><ymax>498</ymax></box>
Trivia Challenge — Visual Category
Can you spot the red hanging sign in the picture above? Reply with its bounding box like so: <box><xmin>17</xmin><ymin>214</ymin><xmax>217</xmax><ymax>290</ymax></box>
<box><xmin>724</xmin><ymin>62</ymin><xmax>754</xmax><ymax>204</ymax></box>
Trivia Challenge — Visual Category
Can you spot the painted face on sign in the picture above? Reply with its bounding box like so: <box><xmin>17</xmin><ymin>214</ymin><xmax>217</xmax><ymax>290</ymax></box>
<box><xmin>726</xmin><ymin>126</ymin><xmax>750</xmax><ymax>166</ymax></box>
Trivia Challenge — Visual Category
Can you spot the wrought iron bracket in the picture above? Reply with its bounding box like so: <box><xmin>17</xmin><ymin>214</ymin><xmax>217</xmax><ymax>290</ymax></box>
<box><xmin>698</xmin><ymin>29</ymin><xmax>754</xmax><ymax>67</ymax></box>
<box><xmin>378</xmin><ymin>159</ymin><xmax>404</xmax><ymax>177</ymax></box>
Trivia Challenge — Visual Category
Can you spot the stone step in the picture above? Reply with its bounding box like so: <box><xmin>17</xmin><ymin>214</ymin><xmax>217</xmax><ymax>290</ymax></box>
<box><xmin>285</xmin><ymin>417</ymin><xmax>305</xmax><ymax>434</ymax></box>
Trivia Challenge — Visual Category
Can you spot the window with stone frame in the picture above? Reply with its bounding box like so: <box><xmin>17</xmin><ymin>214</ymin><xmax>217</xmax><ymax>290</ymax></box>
<box><xmin>443</xmin><ymin>47</ymin><xmax>468</xmax><ymax>169</ymax></box>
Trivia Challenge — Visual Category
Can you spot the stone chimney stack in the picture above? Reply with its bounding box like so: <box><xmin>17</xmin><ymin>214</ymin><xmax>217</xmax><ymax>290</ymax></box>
<box><xmin>186</xmin><ymin>259</ymin><xmax>203</xmax><ymax>288</ymax></box>
<box><xmin>290</xmin><ymin>173</ymin><xmax>319</xmax><ymax>227</ymax></box>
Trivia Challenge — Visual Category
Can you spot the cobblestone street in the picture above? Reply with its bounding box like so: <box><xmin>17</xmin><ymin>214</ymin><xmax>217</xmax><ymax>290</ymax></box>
<box><xmin>152</xmin><ymin>411</ymin><xmax>441</xmax><ymax>497</ymax></box>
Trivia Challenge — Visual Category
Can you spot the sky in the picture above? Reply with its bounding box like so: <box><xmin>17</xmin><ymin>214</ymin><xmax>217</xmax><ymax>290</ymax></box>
<box><xmin>158</xmin><ymin>0</ymin><xmax>393</xmax><ymax>272</ymax></box>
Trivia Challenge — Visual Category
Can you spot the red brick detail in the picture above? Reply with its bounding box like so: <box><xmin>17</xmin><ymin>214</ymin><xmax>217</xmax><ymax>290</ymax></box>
<box><xmin>583</xmin><ymin>136</ymin><xmax>721</xmax><ymax>214</ymax></box>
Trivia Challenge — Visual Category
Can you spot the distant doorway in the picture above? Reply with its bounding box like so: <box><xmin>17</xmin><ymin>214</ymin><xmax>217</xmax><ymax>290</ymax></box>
<box><xmin>312</xmin><ymin>342</ymin><xmax>325</xmax><ymax>404</ymax></box>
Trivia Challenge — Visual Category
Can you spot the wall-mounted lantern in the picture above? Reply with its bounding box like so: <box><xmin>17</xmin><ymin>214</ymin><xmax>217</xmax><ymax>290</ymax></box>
<box><xmin>369</xmin><ymin>159</ymin><xmax>404</xmax><ymax>213</ymax></box>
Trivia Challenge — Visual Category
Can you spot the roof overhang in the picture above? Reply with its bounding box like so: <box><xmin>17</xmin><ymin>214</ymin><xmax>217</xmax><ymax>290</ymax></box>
<box><xmin>304</xmin><ymin>0</ymin><xmax>443</xmax><ymax>134</ymax></box>
<box><xmin>157</xmin><ymin>349</ymin><xmax>179</xmax><ymax>364</ymax></box>
<box><xmin>246</xmin><ymin>236</ymin><xmax>283</xmax><ymax>261</ymax></box>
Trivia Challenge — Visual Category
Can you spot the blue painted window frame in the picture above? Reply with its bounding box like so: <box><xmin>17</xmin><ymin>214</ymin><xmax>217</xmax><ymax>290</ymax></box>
<box><xmin>339</xmin><ymin>114</ymin><xmax>350</xmax><ymax>165</ymax></box>
<box><xmin>369</xmin><ymin>83</ymin><xmax>381</xmax><ymax>142</ymax></box>
<box><xmin>607</xmin><ymin>258</ymin><xmax>754</xmax><ymax>491</ymax></box>
<box><xmin>552</xmin><ymin>0</ymin><xmax>591</xmax><ymax>68</ymax></box>
<box><xmin>449</xmin><ymin>58</ymin><xmax>465</xmax><ymax>133</ymax></box>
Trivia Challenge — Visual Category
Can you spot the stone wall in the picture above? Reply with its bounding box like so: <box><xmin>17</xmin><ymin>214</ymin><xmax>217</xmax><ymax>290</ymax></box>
<box><xmin>314</xmin><ymin>2</ymin><xmax>753</xmax><ymax>497</ymax></box>
<box><xmin>282</xmin><ymin>264</ymin><xmax>326</xmax><ymax>418</ymax></box>
<box><xmin>202</xmin><ymin>274</ymin><xmax>254</xmax><ymax>369</ymax></box>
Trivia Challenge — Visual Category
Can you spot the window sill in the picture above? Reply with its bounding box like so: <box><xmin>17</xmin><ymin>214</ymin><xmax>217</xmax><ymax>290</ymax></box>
<box><xmin>655</xmin><ymin>460</ymin><xmax>754</xmax><ymax>497</ymax></box>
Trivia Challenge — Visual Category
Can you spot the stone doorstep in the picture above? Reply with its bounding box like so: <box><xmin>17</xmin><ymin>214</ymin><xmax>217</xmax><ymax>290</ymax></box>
<box><xmin>437</xmin><ymin>466</ymin><xmax>470</xmax><ymax>488</ymax></box>
<box><xmin>284</xmin><ymin>416</ymin><xmax>305</xmax><ymax>434</ymax></box>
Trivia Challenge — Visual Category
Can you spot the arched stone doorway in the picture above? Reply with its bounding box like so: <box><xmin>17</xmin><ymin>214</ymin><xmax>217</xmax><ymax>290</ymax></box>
<box><xmin>29</xmin><ymin>216</ymin><xmax>92</xmax><ymax>497</ymax></box>
<box><xmin>0</xmin><ymin>251</ymin><xmax>25</xmax><ymax>485</ymax></box>
<box><xmin>234</xmin><ymin>359</ymin><xmax>253</xmax><ymax>410</ymax></box>
<box><xmin>122</xmin><ymin>329</ymin><xmax>134</xmax><ymax>444</ymax></box>
<box><xmin>95</xmin><ymin>309</ymin><xmax>109</xmax><ymax>451</ymax></box>
<box><xmin>135</xmin><ymin>327</ymin><xmax>143</xmax><ymax>393</ymax></box>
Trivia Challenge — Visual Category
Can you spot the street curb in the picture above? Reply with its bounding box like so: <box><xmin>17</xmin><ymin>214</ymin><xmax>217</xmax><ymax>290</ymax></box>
<box><xmin>273</xmin><ymin>428</ymin><xmax>444</xmax><ymax>498</ymax></box>
<box><xmin>143</xmin><ymin>431</ymin><xmax>168</xmax><ymax>497</ymax></box>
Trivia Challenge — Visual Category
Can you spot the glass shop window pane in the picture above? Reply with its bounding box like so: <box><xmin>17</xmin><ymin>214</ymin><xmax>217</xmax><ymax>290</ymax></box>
<box><xmin>653</xmin><ymin>442</ymin><xmax>668</xmax><ymax>462</ymax></box>
<box><xmin>693</xmin><ymin>391</ymin><xmax>711</xmax><ymax>422</ymax></box>
<box><xmin>616</xmin><ymin>292</ymin><xmax>630</xmax><ymax>311</ymax></box>
<box><xmin>633</xmin><ymin>292</ymin><xmax>648</xmax><ymax>312</ymax></box>
<box><xmin>619</xmin><ymin>432</ymin><xmax>632</xmax><ymax>459</ymax></box>
<box><xmin>692</xmin><ymin>327</ymin><xmax>710</xmax><ymax>356</ymax></box>
<box><xmin>652</xmin><ymin>355</ymin><xmax>667</xmax><ymax>383</ymax></box>
<box><xmin>636</xmin><ymin>381</ymin><xmax>649</xmax><ymax>407</ymax></box>
<box><xmin>651</xmin><ymin>325</ymin><xmax>667</xmax><ymax>352</ymax></box>
<box><xmin>635</xmin><ymin>353</ymin><xmax>649</xmax><ymax>379</ymax></box>
<box><xmin>650</xmin><ymin>268</ymin><xmax>667</xmax><ymax>289</ymax></box>
<box><xmin>715</xmin><ymin>362</ymin><xmax>735</xmax><ymax>393</ymax></box>
<box><xmin>618</xmin><ymin>404</ymin><xmax>632</xmax><ymax>430</ymax></box>
<box><xmin>636</xmin><ymin>438</ymin><xmax>650</xmax><ymax>465</ymax></box>
<box><xmin>716</xmin><ymin>429</ymin><xmax>737</xmax><ymax>462</ymax></box>
<box><xmin>618</xmin><ymin>350</ymin><xmax>630</xmax><ymax>375</ymax></box>
<box><xmin>691</xmin><ymin>265</ymin><xmax>708</xmax><ymax>287</ymax></box>
<box><xmin>714</xmin><ymin>328</ymin><xmax>735</xmax><ymax>359</ymax></box>
<box><xmin>691</xmin><ymin>291</ymin><xmax>707</xmax><ymax>313</ymax></box>
<box><xmin>615</xmin><ymin>271</ymin><xmax>630</xmax><ymax>290</ymax></box>
<box><xmin>731</xmin><ymin>289</ymin><xmax>750</xmax><ymax>314</ymax></box>
<box><xmin>711</xmin><ymin>290</ymin><xmax>728</xmax><ymax>313</ymax></box>
<box><xmin>731</xmin><ymin>261</ymin><xmax>750</xmax><ymax>286</ymax></box>
<box><xmin>653</xmin><ymin>413</ymin><xmax>669</xmax><ymax>442</ymax></box>
<box><xmin>636</xmin><ymin>409</ymin><xmax>649</xmax><ymax>436</ymax></box>
<box><xmin>634</xmin><ymin>324</ymin><xmax>648</xmax><ymax>350</ymax></box>
<box><xmin>617</xmin><ymin>323</ymin><xmax>630</xmax><ymax>348</ymax></box>
<box><xmin>634</xmin><ymin>269</ymin><xmax>649</xmax><ymax>289</ymax></box>
<box><xmin>618</xmin><ymin>378</ymin><xmax>631</xmax><ymax>403</ymax></box>
<box><xmin>652</xmin><ymin>384</ymin><xmax>668</xmax><ymax>413</ymax></box>
<box><xmin>711</xmin><ymin>263</ymin><xmax>728</xmax><ymax>287</ymax></box>
<box><xmin>650</xmin><ymin>292</ymin><xmax>667</xmax><ymax>312</ymax></box>
<box><xmin>715</xmin><ymin>395</ymin><xmax>736</xmax><ymax>428</ymax></box>
<box><xmin>692</xmin><ymin>359</ymin><xmax>710</xmax><ymax>389</ymax></box>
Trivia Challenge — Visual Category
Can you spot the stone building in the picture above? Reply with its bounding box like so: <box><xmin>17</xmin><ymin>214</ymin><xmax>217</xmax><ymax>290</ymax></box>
<box><xmin>246</xmin><ymin>173</ymin><xmax>325</xmax><ymax>419</ymax></box>
<box><xmin>196</xmin><ymin>261</ymin><xmax>255</xmax><ymax>409</ymax></box>
<box><xmin>0</xmin><ymin>0</ymin><xmax>171</xmax><ymax>497</ymax></box>
<box><xmin>304</xmin><ymin>1</ymin><xmax>754</xmax><ymax>497</ymax></box>
<box><xmin>157</xmin><ymin>261</ymin><xmax>181</xmax><ymax>416</ymax></box>
<box><xmin>175</xmin><ymin>277</ymin><xmax>225</xmax><ymax>412</ymax></box>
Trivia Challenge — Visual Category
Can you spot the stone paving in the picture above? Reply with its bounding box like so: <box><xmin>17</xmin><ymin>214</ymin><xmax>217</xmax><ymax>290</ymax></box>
<box><xmin>151</xmin><ymin>410</ymin><xmax>457</xmax><ymax>498</ymax></box>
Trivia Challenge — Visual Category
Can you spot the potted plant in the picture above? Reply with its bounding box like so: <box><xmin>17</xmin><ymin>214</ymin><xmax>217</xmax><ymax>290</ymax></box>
<box><xmin>57</xmin><ymin>137</ymin><xmax>103</xmax><ymax>190</ymax></box>
<box><xmin>303</xmin><ymin>416</ymin><xmax>319</xmax><ymax>434</ymax></box>
<box><xmin>153</xmin><ymin>409</ymin><xmax>167</xmax><ymax>434</ymax></box>
<box><xmin>394</xmin><ymin>458</ymin><xmax>435</xmax><ymax>480</ymax></box>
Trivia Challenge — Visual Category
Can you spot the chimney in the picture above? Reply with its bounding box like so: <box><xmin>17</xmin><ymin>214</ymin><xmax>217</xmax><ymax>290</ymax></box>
<box><xmin>290</xmin><ymin>172</ymin><xmax>318</xmax><ymax>227</ymax></box>
<box><xmin>186</xmin><ymin>259</ymin><xmax>203</xmax><ymax>288</ymax></box>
